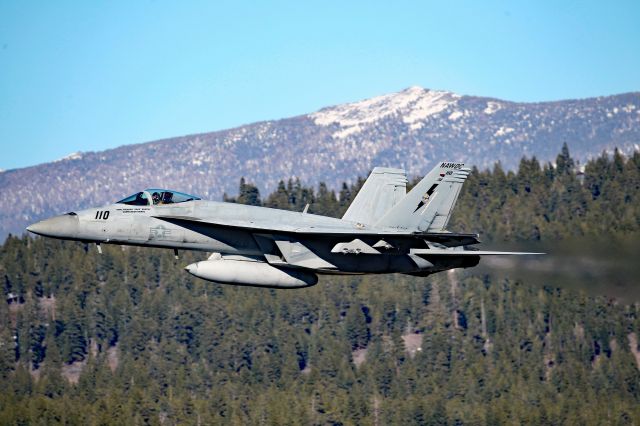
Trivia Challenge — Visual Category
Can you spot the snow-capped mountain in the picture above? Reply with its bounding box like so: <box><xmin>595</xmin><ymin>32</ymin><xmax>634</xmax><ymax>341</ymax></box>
<box><xmin>1</xmin><ymin>86</ymin><xmax>638</xmax><ymax>239</ymax></box>
<box><xmin>310</xmin><ymin>87</ymin><xmax>461</xmax><ymax>136</ymax></box>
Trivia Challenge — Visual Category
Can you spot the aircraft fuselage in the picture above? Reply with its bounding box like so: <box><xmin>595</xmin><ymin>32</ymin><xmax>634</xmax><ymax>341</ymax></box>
<box><xmin>27</xmin><ymin>199</ymin><xmax>477</xmax><ymax>276</ymax></box>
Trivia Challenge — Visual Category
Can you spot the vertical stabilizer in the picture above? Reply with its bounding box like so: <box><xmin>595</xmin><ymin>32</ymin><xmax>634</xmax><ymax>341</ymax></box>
<box><xmin>342</xmin><ymin>167</ymin><xmax>407</xmax><ymax>225</ymax></box>
<box><xmin>374</xmin><ymin>162</ymin><xmax>470</xmax><ymax>232</ymax></box>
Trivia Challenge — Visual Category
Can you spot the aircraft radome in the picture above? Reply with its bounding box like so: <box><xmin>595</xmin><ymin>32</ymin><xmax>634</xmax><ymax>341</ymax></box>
<box><xmin>26</xmin><ymin>162</ymin><xmax>542</xmax><ymax>288</ymax></box>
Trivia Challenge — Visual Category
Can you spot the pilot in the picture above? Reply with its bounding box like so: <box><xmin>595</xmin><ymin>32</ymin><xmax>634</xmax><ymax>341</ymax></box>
<box><xmin>152</xmin><ymin>192</ymin><xmax>161</xmax><ymax>205</ymax></box>
<box><xmin>162</xmin><ymin>191</ymin><xmax>173</xmax><ymax>204</ymax></box>
<box><xmin>134</xmin><ymin>192</ymin><xmax>146</xmax><ymax>206</ymax></box>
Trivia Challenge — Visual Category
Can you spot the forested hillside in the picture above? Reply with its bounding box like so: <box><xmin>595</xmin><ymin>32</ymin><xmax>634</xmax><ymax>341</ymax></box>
<box><xmin>1</xmin><ymin>146</ymin><xmax>639</xmax><ymax>424</ymax></box>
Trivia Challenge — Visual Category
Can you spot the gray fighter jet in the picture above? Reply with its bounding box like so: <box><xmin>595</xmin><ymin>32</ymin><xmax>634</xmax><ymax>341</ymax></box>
<box><xmin>26</xmin><ymin>162</ymin><xmax>539</xmax><ymax>288</ymax></box>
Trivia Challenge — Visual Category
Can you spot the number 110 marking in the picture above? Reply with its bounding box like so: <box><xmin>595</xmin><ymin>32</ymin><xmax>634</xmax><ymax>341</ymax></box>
<box><xmin>95</xmin><ymin>210</ymin><xmax>110</xmax><ymax>220</ymax></box>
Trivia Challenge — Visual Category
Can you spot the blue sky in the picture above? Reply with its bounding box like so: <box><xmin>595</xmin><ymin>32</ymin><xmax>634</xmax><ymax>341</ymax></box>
<box><xmin>1</xmin><ymin>1</ymin><xmax>638</xmax><ymax>170</ymax></box>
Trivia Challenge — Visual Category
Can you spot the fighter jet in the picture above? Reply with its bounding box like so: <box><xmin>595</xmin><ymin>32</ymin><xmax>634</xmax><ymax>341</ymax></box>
<box><xmin>26</xmin><ymin>162</ymin><xmax>540</xmax><ymax>288</ymax></box>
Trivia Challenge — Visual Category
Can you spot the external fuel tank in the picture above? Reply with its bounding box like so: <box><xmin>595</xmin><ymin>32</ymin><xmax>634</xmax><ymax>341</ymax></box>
<box><xmin>184</xmin><ymin>255</ymin><xmax>318</xmax><ymax>289</ymax></box>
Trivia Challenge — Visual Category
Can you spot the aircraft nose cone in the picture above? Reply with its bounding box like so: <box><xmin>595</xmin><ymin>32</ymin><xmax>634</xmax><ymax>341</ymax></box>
<box><xmin>26</xmin><ymin>220</ymin><xmax>50</xmax><ymax>235</ymax></box>
<box><xmin>26</xmin><ymin>214</ymin><xmax>79</xmax><ymax>239</ymax></box>
<box><xmin>184</xmin><ymin>263</ymin><xmax>198</xmax><ymax>275</ymax></box>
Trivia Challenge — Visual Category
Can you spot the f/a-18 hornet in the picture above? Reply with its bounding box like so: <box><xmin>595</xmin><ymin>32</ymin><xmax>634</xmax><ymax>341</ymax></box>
<box><xmin>27</xmin><ymin>162</ymin><xmax>539</xmax><ymax>288</ymax></box>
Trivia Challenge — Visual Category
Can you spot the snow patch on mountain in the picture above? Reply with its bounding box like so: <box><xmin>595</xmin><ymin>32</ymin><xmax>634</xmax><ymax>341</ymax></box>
<box><xmin>311</xmin><ymin>86</ymin><xmax>459</xmax><ymax>138</ymax></box>
<box><xmin>448</xmin><ymin>111</ymin><xmax>464</xmax><ymax>121</ymax></box>
<box><xmin>484</xmin><ymin>102</ymin><xmax>502</xmax><ymax>115</ymax></box>
<box><xmin>55</xmin><ymin>152</ymin><xmax>84</xmax><ymax>162</ymax></box>
<box><xmin>494</xmin><ymin>126</ymin><xmax>514</xmax><ymax>137</ymax></box>
<box><xmin>333</xmin><ymin>125</ymin><xmax>364</xmax><ymax>139</ymax></box>
<box><xmin>402</xmin><ymin>89</ymin><xmax>460</xmax><ymax>126</ymax></box>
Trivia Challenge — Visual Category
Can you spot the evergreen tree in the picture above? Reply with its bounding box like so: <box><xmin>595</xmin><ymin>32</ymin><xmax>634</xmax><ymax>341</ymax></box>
<box><xmin>237</xmin><ymin>177</ymin><xmax>262</xmax><ymax>206</ymax></box>
<box><xmin>556</xmin><ymin>142</ymin><xmax>575</xmax><ymax>175</ymax></box>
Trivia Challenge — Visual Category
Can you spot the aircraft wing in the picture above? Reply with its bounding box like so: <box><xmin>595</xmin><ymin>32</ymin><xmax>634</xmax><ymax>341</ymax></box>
<box><xmin>151</xmin><ymin>216</ymin><xmax>539</xmax><ymax>273</ymax></box>
<box><xmin>410</xmin><ymin>249</ymin><xmax>544</xmax><ymax>256</ymax></box>
<box><xmin>153</xmin><ymin>215</ymin><xmax>304</xmax><ymax>233</ymax></box>
<box><xmin>152</xmin><ymin>215</ymin><xmax>479</xmax><ymax>244</ymax></box>
<box><xmin>153</xmin><ymin>215</ymin><xmax>383</xmax><ymax>235</ymax></box>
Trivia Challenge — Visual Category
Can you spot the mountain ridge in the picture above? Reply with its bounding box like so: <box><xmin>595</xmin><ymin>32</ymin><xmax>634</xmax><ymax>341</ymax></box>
<box><xmin>1</xmin><ymin>86</ymin><xmax>639</xmax><ymax>239</ymax></box>
<box><xmin>7</xmin><ymin>87</ymin><xmax>639</xmax><ymax>173</ymax></box>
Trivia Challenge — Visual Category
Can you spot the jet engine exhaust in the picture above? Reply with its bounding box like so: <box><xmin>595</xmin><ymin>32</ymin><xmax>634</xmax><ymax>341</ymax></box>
<box><xmin>184</xmin><ymin>255</ymin><xmax>318</xmax><ymax>289</ymax></box>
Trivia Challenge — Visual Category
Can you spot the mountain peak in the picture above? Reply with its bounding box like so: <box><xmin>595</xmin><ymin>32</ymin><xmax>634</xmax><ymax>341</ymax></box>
<box><xmin>310</xmin><ymin>86</ymin><xmax>461</xmax><ymax>137</ymax></box>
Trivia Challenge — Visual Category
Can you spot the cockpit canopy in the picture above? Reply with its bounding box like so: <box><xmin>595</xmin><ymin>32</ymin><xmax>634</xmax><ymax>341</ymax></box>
<box><xmin>117</xmin><ymin>189</ymin><xmax>201</xmax><ymax>206</ymax></box>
